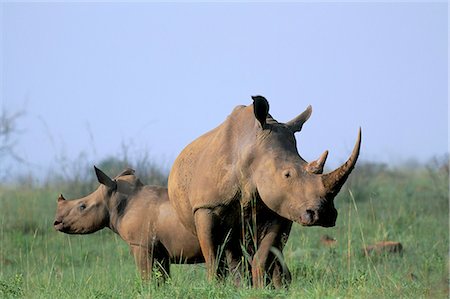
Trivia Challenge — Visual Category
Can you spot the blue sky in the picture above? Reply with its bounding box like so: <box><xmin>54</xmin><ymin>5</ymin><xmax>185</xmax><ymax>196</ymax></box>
<box><xmin>1</xmin><ymin>2</ymin><xmax>448</xmax><ymax>177</ymax></box>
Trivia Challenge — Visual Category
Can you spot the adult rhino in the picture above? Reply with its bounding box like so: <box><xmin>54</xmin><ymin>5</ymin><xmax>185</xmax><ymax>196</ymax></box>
<box><xmin>168</xmin><ymin>96</ymin><xmax>361</xmax><ymax>287</ymax></box>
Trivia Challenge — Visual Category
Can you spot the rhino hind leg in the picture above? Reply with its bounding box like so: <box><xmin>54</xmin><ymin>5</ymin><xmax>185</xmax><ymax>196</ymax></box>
<box><xmin>149</xmin><ymin>242</ymin><xmax>172</xmax><ymax>284</ymax></box>
<box><xmin>153</xmin><ymin>256</ymin><xmax>170</xmax><ymax>282</ymax></box>
<box><xmin>268</xmin><ymin>253</ymin><xmax>292</xmax><ymax>289</ymax></box>
<box><xmin>223</xmin><ymin>234</ymin><xmax>247</xmax><ymax>286</ymax></box>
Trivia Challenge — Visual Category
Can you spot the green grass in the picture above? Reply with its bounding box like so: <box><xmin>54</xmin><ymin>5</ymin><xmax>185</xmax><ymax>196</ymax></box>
<box><xmin>0</xmin><ymin>166</ymin><xmax>448</xmax><ymax>298</ymax></box>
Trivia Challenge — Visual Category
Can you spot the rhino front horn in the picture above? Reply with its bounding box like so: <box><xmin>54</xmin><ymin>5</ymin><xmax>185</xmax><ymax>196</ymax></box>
<box><xmin>322</xmin><ymin>128</ymin><xmax>361</xmax><ymax>196</ymax></box>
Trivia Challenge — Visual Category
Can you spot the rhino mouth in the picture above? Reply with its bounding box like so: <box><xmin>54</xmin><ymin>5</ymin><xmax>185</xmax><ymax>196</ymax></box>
<box><xmin>299</xmin><ymin>220</ymin><xmax>319</xmax><ymax>227</ymax></box>
<box><xmin>299</xmin><ymin>218</ymin><xmax>336</xmax><ymax>227</ymax></box>
<box><xmin>54</xmin><ymin>220</ymin><xmax>92</xmax><ymax>234</ymax></box>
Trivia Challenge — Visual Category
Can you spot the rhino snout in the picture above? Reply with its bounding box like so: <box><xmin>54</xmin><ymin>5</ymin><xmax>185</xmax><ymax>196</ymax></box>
<box><xmin>299</xmin><ymin>206</ymin><xmax>337</xmax><ymax>227</ymax></box>
<box><xmin>54</xmin><ymin>219</ymin><xmax>64</xmax><ymax>231</ymax></box>
<box><xmin>299</xmin><ymin>209</ymin><xmax>318</xmax><ymax>226</ymax></box>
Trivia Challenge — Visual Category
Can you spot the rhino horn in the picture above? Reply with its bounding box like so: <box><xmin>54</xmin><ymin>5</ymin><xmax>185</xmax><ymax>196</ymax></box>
<box><xmin>58</xmin><ymin>194</ymin><xmax>66</xmax><ymax>202</ymax></box>
<box><xmin>306</xmin><ymin>150</ymin><xmax>329</xmax><ymax>174</ymax></box>
<box><xmin>286</xmin><ymin>105</ymin><xmax>312</xmax><ymax>133</ymax></box>
<box><xmin>322</xmin><ymin>128</ymin><xmax>361</xmax><ymax>196</ymax></box>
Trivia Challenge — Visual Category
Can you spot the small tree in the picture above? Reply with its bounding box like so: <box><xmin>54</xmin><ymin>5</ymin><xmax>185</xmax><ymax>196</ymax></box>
<box><xmin>0</xmin><ymin>107</ymin><xmax>25</xmax><ymax>179</ymax></box>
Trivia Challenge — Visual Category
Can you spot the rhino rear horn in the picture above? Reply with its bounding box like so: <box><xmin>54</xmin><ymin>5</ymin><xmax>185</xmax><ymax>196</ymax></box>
<box><xmin>306</xmin><ymin>150</ymin><xmax>329</xmax><ymax>174</ymax></box>
<box><xmin>322</xmin><ymin>128</ymin><xmax>361</xmax><ymax>196</ymax></box>
<box><xmin>94</xmin><ymin>166</ymin><xmax>117</xmax><ymax>190</ymax></box>
<box><xmin>286</xmin><ymin>105</ymin><xmax>312</xmax><ymax>133</ymax></box>
<box><xmin>252</xmin><ymin>95</ymin><xmax>269</xmax><ymax>127</ymax></box>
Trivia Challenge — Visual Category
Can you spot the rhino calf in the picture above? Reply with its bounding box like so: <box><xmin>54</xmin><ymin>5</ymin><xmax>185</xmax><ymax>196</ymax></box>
<box><xmin>54</xmin><ymin>166</ymin><xmax>204</xmax><ymax>280</ymax></box>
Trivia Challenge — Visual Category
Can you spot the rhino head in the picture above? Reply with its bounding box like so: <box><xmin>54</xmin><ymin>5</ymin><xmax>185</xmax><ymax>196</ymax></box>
<box><xmin>249</xmin><ymin>96</ymin><xmax>361</xmax><ymax>227</ymax></box>
<box><xmin>53</xmin><ymin>166</ymin><xmax>136</xmax><ymax>234</ymax></box>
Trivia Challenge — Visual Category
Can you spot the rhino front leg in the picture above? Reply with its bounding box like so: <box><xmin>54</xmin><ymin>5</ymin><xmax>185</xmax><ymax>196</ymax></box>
<box><xmin>252</xmin><ymin>218</ymin><xmax>292</xmax><ymax>288</ymax></box>
<box><xmin>194</xmin><ymin>208</ymin><xmax>219</xmax><ymax>281</ymax></box>
<box><xmin>252</xmin><ymin>233</ymin><xmax>273</xmax><ymax>288</ymax></box>
<box><xmin>270</xmin><ymin>221</ymin><xmax>292</xmax><ymax>288</ymax></box>
<box><xmin>252</xmin><ymin>240</ymin><xmax>291</xmax><ymax>288</ymax></box>
<box><xmin>130</xmin><ymin>244</ymin><xmax>152</xmax><ymax>280</ymax></box>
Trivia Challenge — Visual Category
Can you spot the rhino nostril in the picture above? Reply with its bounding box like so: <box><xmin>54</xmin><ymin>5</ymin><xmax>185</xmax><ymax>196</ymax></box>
<box><xmin>303</xmin><ymin>209</ymin><xmax>315</xmax><ymax>224</ymax></box>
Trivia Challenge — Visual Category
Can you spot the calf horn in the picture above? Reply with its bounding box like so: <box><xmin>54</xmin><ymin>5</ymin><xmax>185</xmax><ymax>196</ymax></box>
<box><xmin>58</xmin><ymin>194</ymin><xmax>66</xmax><ymax>202</ymax></box>
<box><xmin>322</xmin><ymin>128</ymin><xmax>361</xmax><ymax>196</ymax></box>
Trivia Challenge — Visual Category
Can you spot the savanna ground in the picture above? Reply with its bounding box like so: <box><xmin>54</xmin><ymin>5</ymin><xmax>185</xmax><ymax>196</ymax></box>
<box><xmin>0</xmin><ymin>156</ymin><xmax>448</xmax><ymax>298</ymax></box>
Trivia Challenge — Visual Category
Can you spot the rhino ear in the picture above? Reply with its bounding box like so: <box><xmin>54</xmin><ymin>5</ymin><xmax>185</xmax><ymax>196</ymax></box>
<box><xmin>286</xmin><ymin>105</ymin><xmax>312</xmax><ymax>133</ymax></box>
<box><xmin>94</xmin><ymin>166</ymin><xmax>117</xmax><ymax>190</ymax></box>
<box><xmin>252</xmin><ymin>95</ymin><xmax>269</xmax><ymax>128</ymax></box>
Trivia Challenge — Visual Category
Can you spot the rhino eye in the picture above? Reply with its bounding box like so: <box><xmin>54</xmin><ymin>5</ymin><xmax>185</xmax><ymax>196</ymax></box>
<box><xmin>79</xmin><ymin>203</ymin><xmax>86</xmax><ymax>211</ymax></box>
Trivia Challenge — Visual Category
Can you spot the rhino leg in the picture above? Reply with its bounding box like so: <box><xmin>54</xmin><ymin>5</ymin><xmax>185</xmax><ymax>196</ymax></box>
<box><xmin>252</xmin><ymin>217</ymin><xmax>292</xmax><ymax>288</ymax></box>
<box><xmin>252</xmin><ymin>242</ymin><xmax>291</xmax><ymax>288</ymax></box>
<box><xmin>154</xmin><ymin>256</ymin><xmax>170</xmax><ymax>282</ymax></box>
<box><xmin>194</xmin><ymin>208</ymin><xmax>220</xmax><ymax>280</ymax></box>
<box><xmin>224</xmin><ymin>234</ymin><xmax>246</xmax><ymax>286</ymax></box>
<box><xmin>251</xmin><ymin>233</ymin><xmax>275</xmax><ymax>288</ymax></box>
<box><xmin>130</xmin><ymin>244</ymin><xmax>152</xmax><ymax>280</ymax></box>
<box><xmin>271</xmin><ymin>258</ymin><xmax>292</xmax><ymax>289</ymax></box>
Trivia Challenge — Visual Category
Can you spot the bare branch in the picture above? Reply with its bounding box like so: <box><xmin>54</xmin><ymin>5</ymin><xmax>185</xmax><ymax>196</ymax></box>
<box><xmin>0</xmin><ymin>107</ymin><xmax>25</xmax><ymax>163</ymax></box>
